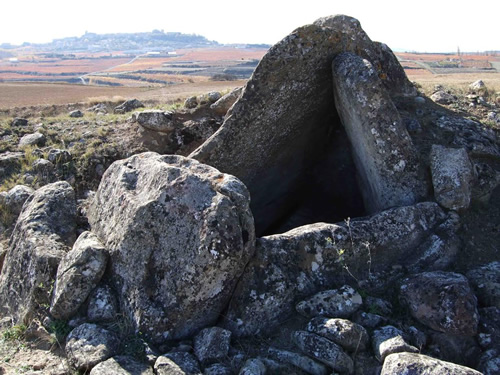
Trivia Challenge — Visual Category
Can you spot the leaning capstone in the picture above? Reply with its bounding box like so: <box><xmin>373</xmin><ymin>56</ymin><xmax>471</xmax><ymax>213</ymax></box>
<box><xmin>88</xmin><ymin>152</ymin><xmax>255</xmax><ymax>342</ymax></box>
<box><xmin>50</xmin><ymin>231</ymin><xmax>108</xmax><ymax>319</ymax></box>
<box><xmin>155</xmin><ymin>352</ymin><xmax>202</xmax><ymax>375</ymax></box>
<box><xmin>430</xmin><ymin>145</ymin><xmax>474</xmax><ymax>210</ymax></box>
<box><xmin>268</xmin><ymin>347</ymin><xmax>329</xmax><ymax>375</ymax></box>
<box><xmin>90</xmin><ymin>355</ymin><xmax>154</xmax><ymax>375</ymax></box>
<box><xmin>332</xmin><ymin>52</ymin><xmax>427</xmax><ymax>212</ymax></box>
<box><xmin>293</xmin><ymin>331</ymin><xmax>353</xmax><ymax>374</ymax></box>
<box><xmin>239</xmin><ymin>358</ymin><xmax>266</xmax><ymax>375</ymax></box>
<box><xmin>134</xmin><ymin>110</ymin><xmax>175</xmax><ymax>133</ymax></box>
<box><xmin>400</xmin><ymin>271</ymin><xmax>479</xmax><ymax>336</ymax></box>
<box><xmin>87</xmin><ymin>284</ymin><xmax>119</xmax><ymax>322</ymax></box>
<box><xmin>372</xmin><ymin>325</ymin><xmax>418</xmax><ymax>361</ymax></box>
<box><xmin>0</xmin><ymin>181</ymin><xmax>76</xmax><ymax>323</ymax></box>
<box><xmin>466</xmin><ymin>262</ymin><xmax>500</xmax><ymax>308</ymax></box>
<box><xmin>66</xmin><ymin>323</ymin><xmax>120</xmax><ymax>370</ymax></box>
<box><xmin>296</xmin><ymin>285</ymin><xmax>362</xmax><ymax>319</ymax></box>
<box><xmin>382</xmin><ymin>352</ymin><xmax>482</xmax><ymax>375</ymax></box>
<box><xmin>18</xmin><ymin>132</ymin><xmax>46</xmax><ymax>147</ymax></box>
<box><xmin>193</xmin><ymin>327</ymin><xmax>231</xmax><ymax>365</ymax></box>
<box><xmin>306</xmin><ymin>317</ymin><xmax>369</xmax><ymax>352</ymax></box>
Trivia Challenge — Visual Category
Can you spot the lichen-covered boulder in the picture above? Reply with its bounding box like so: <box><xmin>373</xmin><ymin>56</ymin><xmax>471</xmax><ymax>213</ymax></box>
<box><xmin>399</xmin><ymin>271</ymin><xmax>479</xmax><ymax>336</ymax></box>
<box><xmin>88</xmin><ymin>152</ymin><xmax>255</xmax><ymax>342</ymax></box>
<box><xmin>382</xmin><ymin>352</ymin><xmax>482</xmax><ymax>375</ymax></box>
<box><xmin>134</xmin><ymin>110</ymin><xmax>175</xmax><ymax>133</ymax></box>
<box><xmin>372</xmin><ymin>325</ymin><xmax>418</xmax><ymax>361</ymax></box>
<box><xmin>0</xmin><ymin>181</ymin><xmax>76</xmax><ymax>323</ymax></box>
<box><xmin>50</xmin><ymin>231</ymin><xmax>108</xmax><ymax>319</ymax></box>
<box><xmin>0</xmin><ymin>185</ymin><xmax>34</xmax><ymax>219</ymax></box>
<box><xmin>332</xmin><ymin>52</ymin><xmax>427</xmax><ymax>212</ymax></box>
<box><xmin>306</xmin><ymin>317</ymin><xmax>369</xmax><ymax>352</ymax></box>
<box><xmin>87</xmin><ymin>284</ymin><xmax>119</xmax><ymax>322</ymax></box>
<box><xmin>296</xmin><ymin>286</ymin><xmax>362</xmax><ymax>319</ymax></box>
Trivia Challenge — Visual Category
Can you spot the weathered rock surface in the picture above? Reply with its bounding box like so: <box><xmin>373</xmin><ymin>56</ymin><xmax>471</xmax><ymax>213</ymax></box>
<box><xmin>224</xmin><ymin>202</ymin><xmax>447</xmax><ymax>336</ymax></box>
<box><xmin>0</xmin><ymin>181</ymin><xmax>76</xmax><ymax>323</ymax></box>
<box><xmin>381</xmin><ymin>352</ymin><xmax>482</xmax><ymax>375</ymax></box>
<box><xmin>238</xmin><ymin>358</ymin><xmax>266</xmax><ymax>375</ymax></box>
<box><xmin>89</xmin><ymin>355</ymin><xmax>154</xmax><ymax>375</ymax></box>
<box><xmin>430</xmin><ymin>145</ymin><xmax>474</xmax><ymax>210</ymax></box>
<box><xmin>332</xmin><ymin>52</ymin><xmax>427</xmax><ymax>212</ymax></box>
<box><xmin>478</xmin><ymin>307</ymin><xmax>500</xmax><ymax>350</ymax></box>
<box><xmin>210</xmin><ymin>87</ymin><xmax>243</xmax><ymax>116</ymax></box>
<box><xmin>69</xmin><ymin>109</ymin><xmax>84</xmax><ymax>118</ymax></box>
<box><xmin>88</xmin><ymin>152</ymin><xmax>255</xmax><ymax>342</ymax></box>
<box><xmin>87</xmin><ymin>284</ymin><xmax>119</xmax><ymax>322</ymax></box>
<box><xmin>293</xmin><ymin>330</ymin><xmax>353</xmax><ymax>374</ymax></box>
<box><xmin>18</xmin><ymin>132</ymin><xmax>46</xmax><ymax>147</ymax></box>
<box><xmin>268</xmin><ymin>347</ymin><xmax>329</xmax><ymax>375</ymax></box>
<box><xmin>372</xmin><ymin>325</ymin><xmax>418</xmax><ymax>361</ymax></box>
<box><xmin>47</xmin><ymin>148</ymin><xmax>72</xmax><ymax>164</ymax></box>
<box><xmin>134</xmin><ymin>110</ymin><xmax>175</xmax><ymax>132</ymax></box>
<box><xmin>469</xmin><ymin>80</ymin><xmax>486</xmax><ymax>91</ymax></box>
<box><xmin>50</xmin><ymin>231</ymin><xmax>108</xmax><ymax>319</ymax></box>
<box><xmin>466</xmin><ymin>262</ymin><xmax>500</xmax><ymax>308</ymax></box>
<box><xmin>399</xmin><ymin>271</ymin><xmax>479</xmax><ymax>336</ymax></box>
<box><xmin>478</xmin><ymin>349</ymin><xmax>500</xmax><ymax>375</ymax></box>
<box><xmin>114</xmin><ymin>99</ymin><xmax>144</xmax><ymax>113</ymax></box>
<box><xmin>155</xmin><ymin>352</ymin><xmax>202</xmax><ymax>375</ymax></box>
<box><xmin>193</xmin><ymin>327</ymin><xmax>231</xmax><ymax>365</ymax></box>
<box><xmin>11</xmin><ymin>118</ymin><xmax>28</xmax><ymax>126</ymax></box>
<box><xmin>204</xmin><ymin>363</ymin><xmax>233</xmax><ymax>375</ymax></box>
<box><xmin>306</xmin><ymin>317</ymin><xmax>369</xmax><ymax>352</ymax></box>
<box><xmin>296</xmin><ymin>286</ymin><xmax>362</xmax><ymax>319</ymax></box>
<box><xmin>431</xmin><ymin>90</ymin><xmax>456</xmax><ymax>104</ymax></box>
<box><xmin>0</xmin><ymin>184</ymin><xmax>34</xmax><ymax>218</ymax></box>
<box><xmin>184</xmin><ymin>96</ymin><xmax>198</xmax><ymax>109</ymax></box>
<box><xmin>190</xmin><ymin>15</ymin><xmax>415</xmax><ymax>234</ymax></box>
<box><xmin>66</xmin><ymin>323</ymin><xmax>120</xmax><ymax>370</ymax></box>
<box><xmin>206</xmin><ymin>91</ymin><xmax>221</xmax><ymax>103</ymax></box>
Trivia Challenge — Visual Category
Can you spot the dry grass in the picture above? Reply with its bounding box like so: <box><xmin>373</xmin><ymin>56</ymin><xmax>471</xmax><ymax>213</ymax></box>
<box><xmin>407</xmin><ymin>71</ymin><xmax>500</xmax><ymax>95</ymax></box>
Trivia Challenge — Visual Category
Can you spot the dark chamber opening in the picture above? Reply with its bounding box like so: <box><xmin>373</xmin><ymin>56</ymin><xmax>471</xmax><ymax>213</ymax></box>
<box><xmin>262</xmin><ymin>108</ymin><xmax>366</xmax><ymax>235</ymax></box>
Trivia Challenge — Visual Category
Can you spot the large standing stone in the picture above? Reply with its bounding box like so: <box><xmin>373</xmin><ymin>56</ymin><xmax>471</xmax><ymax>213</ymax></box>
<box><xmin>332</xmin><ymin>52</ymin><xmax>427</xmax><ymax>212</ymax></box>
<box><xmin>430</xmin><ymin>145</ymin><xmax>474</xmax><ymax>210</ymax></box>
<box><xmin>382</xmin><ymin>352</ymin><xmax>482</xmax><ymax>375</ymax></box>
<box><xmin>399</xmin><ymin>271</ymin><xmax>479</xmax><ymax>336</ymax></box>
<box><xmin>88</xmin><ymin>152</ymin><xmax>255</xmax><ymax>342</ymax></box>
<box><xmin>224</xmin><ymin>202</ymin><xmax>447</xmax><ymax>336</ymax></box>
<box><xmin>50</xmin><ymin>231</ymin><xmax>108</xmax><ymax>319</ymax></box>
<box><xmin>190</xmin><ymin>15</ymin><xmax>415</xmax><ymax>234</ymax></box>
<box><xmin>0</xmin><ymin>181</ymin><xmax>76</xmax><ymax>323</ymax></box>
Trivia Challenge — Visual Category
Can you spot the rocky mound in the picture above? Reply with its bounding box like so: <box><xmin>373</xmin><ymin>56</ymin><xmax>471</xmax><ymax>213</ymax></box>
<box><xmin>0</xmin><ymin>14</ymin><xmax>499</xmax><ymax>375</ymax></box>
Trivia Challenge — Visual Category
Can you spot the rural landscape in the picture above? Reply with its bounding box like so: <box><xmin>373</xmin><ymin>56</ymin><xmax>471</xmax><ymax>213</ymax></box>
<box><xmin>0</xmin><ymin>17</ymin><xmax>499</xmax><ymax>375</ymax></box>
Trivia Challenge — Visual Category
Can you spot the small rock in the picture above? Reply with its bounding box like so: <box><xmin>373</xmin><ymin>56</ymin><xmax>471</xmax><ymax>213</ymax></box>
<box><xmin>69</xmin><ymin>110</ymin><xmax>84</xmax><ymax>118</ymax></box>
<box><xmin>12</xmin><ymin>118</ymin><xmax>28</xmax><ymax>126</ymax></box>
<box><xmin>268</xmin><ymin>347</ymin><xmax>329</xmax><ymax>375</ymax></box>
<box><xmin>306</xmin><ymin>317</ymin><xmax>369</xmax><ymax>352</ymax></box>
<box><xmin>239</xmin><ymin>358</ymin><xmax>266</xmax><ymax>375</ymax></box>
<box><xmin>50</xmin><ymin>231</ymin><xmax>108</xmax><ymax>319</ymax></box>
<box><xmin>353</xmin><ymin>353</ymin><xmax>381</xmax><ymax>375</ymax></box>
<box><xmin>184</xmin><ymin>96</ymin><xmax>198</xmax><ymax>109</ymax></box>
<box><xmin>66</xmin><ymin>323</ymin><xmax>120</xmax><ymax>370</ymax></box>
<box><xmin>47</xmin><ymin>149</ymin><xmax>72</xmax><ymax>164</ymax></box>
<box><xmin>155</xmin><ymin>352</ymin><xmax>202</xmax><ymax>375</ymax></box>
<box><xmin>193</xmin><ymin>327</ymin><xmax>231</xmax><ymax>365</ymax></box>
<box><xmin>114</xmin><ymin>99</ymin><xmax>144</xmax><ymax>114</ymax></box>
<box><xmin>207</xmin><ymin>91</ymin><xmax>222</xmax><ymax>103</ymax></box>
<box><xmin>0</xmin><ymin>185</ymin><xmax>34</xmax><ymax>218</ymax></box>
<box><xmin>478</xmin><ymin>307</ymin><xmax>500</xmax><ymax>350</ymax></box>
<box><xmin>293</xmin><ymin>330</ymin><xmax>353</xmax><ymax>374</ymax></box>
<box><xmin>429</xmin><ymin>332</ymin><xmax>481</xmax><ymax>368</ymax></box>
<box><xmin>430</xmin><ymin>145</ymin><xmax>474</xmax><ymax>211</ymax></box>
<box><xmin>399</xmin><ymin>271</ymin><xmax>479</xmax><ymax>336</ymax></box>
<box><xmin>414</xmin><ymin>96</ymin><xmax>425</xmax><ymax>105</ymax></box>
<box><xmin>364</xmin><ymin>296</ymin><xmax>392</xmax><ymax>316</ymax></box>
<box><xmin>296</xmin><ymin>285</ymin><xmax>362</xmax><ymax>319</ymax></box>
<box><xmin>204</xmin><ymin>363</ymin><xmax>232</xmax><ymax>375</ymax></box>
<box><xmin>466</xmin><ymin>262</ymin><xmax>500</xmax><ymax>308</ymax></box>
<box><xmin>478</xmin><ymin>349</ymin><xmax>500</xmax><ymax>375</ymax></box>
<box><xmin>18</xmin><ymin>132</ymin><xmax>46</xmax><ymax>147</ymax></box>
<box><xmin>89</xmin><ymin>355</ymin><xmax>154</xmax><ymax>374</ymax></box>
<box><xmin>210</xmin><ymin>87</ymin><xmax>243</xmax><ymax>116</ymax></box>
<box><xmin>352</xmin><ymin>311</ymin><xmax>387</xmax><ymax>329</ymax></box>
<box><xmin>134</xmin><ymin>110</ymin><xmax>175</xmax><ymax>132</ymax></box>
<box><xmin>87</xmin><ymin>284</ymin><xmax>118</xmax><ymax>322</ymax></box>
<box><xmin>431</xmin><ymin>90</ymin><xmax>456</xmax><ymax>104</ymax></box>
<box><xmin>372</xmin><ymin>325</ymin><xmax>418</xmax><ymax>361</ymax></box>
<box><xmin>382</xmin><ymin>352</ymin><xmax>482</xmax><ymax>375</ymax></box>
<box><xmin>469</xmin><ymin>80</ymin><xmax>486</xmax><ymax>91</ymax></box>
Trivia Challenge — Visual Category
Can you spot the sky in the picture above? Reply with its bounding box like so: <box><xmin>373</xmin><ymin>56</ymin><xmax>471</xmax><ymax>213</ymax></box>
<box><xmin>1</xmin><ymin>0</ymin><xmax>498</xmax><ymax>53</ymax></box>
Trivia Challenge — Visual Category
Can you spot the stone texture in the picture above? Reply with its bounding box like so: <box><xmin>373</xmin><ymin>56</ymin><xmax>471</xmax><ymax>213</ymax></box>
<box><xmin>134</xmin><ymin>110</ymin><xmax>176</xmax><ymax>132</ymax></box>
<box><xmin>372</xmin><ymin>325</ymin><xmax>418</xmax><ymax>361</ymax></box>
<box><xmin>293</xmin><ymin>330</ymin><xmax>353</xmax><ymax>374</ymax></box>
<box><xmin>238</xmin><ymin>358</ymin><xmax>266</xmax><ymax>375</ymax></box>
<box><xmin>206</xmin><ymin>91</ymin><xmax>222</xmax><ymax>103</ymax></box>
<box><xmin>184</xmin><ymin>96</ymin><xmax>198</xmax><ymax>109</ymax></box>
<box><xmin>478</xmin><ymin>349</ymin><xmax>500</xmax><ymax>375</ymax></box>
<box><xmin>155</xmin><ymin>352</ymin><xmax>202</xmax><ymax>375</ymax></box>
<box><xmin>224</xmin><ymin>202</ymin><xmax>447</xmax><ymax>336</ymax></box>
<box><xmin>306</xmin><ymin>317</ymin><xmax>369</xmax><ymax>352</ymax></box>
<box><xmin>0</xmin><ymin>184</ymin><xmax>34</xmax><ymax>218</ymax></box>
<box><xmin>210</xmin><ymin>87</ymin><xmax>243</xmax><ymax>116</ymax></box>
<box><xmin>204</xmin><ymin>363</ymin><xmax>232</xmax><ymax>375</ymax></box>
<box><xmin>268</xmin><ymin>347</ymin><xmax>329</xmax><ymax>375</ymax></box>
<box><xmin>382</xmin><ymin>352</ymin><xmax>482</xmax><ymax>375</ymax></box>
<box><xmin>89</xmin><ymin>355</ymin><xmax>154</xmax><ymax>374</ymax></box>
<box><xmin>18</xmin><ymin>132</ymin><xmax>46</xmax><ymax>147</ymax></box>
<box><xmin>193</xmin><ymin>327</ymin><xmax>231</xmax><ymax>365</ymax></box>
<box><xmin>430</xmin><ymin>145</ymin><xmax>474</xmax><ymax>210</ymax></box>
<box><xmin>88</xmin><ymin>152</ymin><xmax>255</xmax><ymax>342</ymax></box>
<box><xmin>50</xmin><ymin>231</ymin><xmax>108</xmax><ymax>319</ymax></box>
<box><xmin>47</xmin><ymin>149</ymin><xmax>72</xmax><ymax>164</ymax></box>
<box><xmin>0</xmin><ymin>181</ymin><xmax>76</xmax><ymax>323</ymax></box>
<box><xmin>466</xmin><ymin>262</ymin><xmax>500</xmax><ymax>308</ymax></box>
<box><xmin>431</xmin><ymin>90</ymin><xmax>456</xmax><ymax>104</ymax></box>
<box><xmin>12</xmin><ymin>118</ymin><xmax>28</xmax><ymax>126</ymax></box>
<box><xmin>296</xmin><ymin>286</ymin><xmax>362</xmax><ymax>319</ymax></box>
<box><xmin>114</xmin><ymin>99</ymin><xmax>144</xmax><ymax>113</ymax></box>
<box><xmin>87</xmin><ymin>284</ymin><xmax>119</xmax><ymax>322</ymax></box>
<box><xmin>399</xmin><ymin>271</ymin><xmax>479</xmax><ymax>336</ymax></box>
<box><xmin>190</xmin><ymin>15</ymin><xmax>415</xmax><ymax>235</ymax></box>
<box><xmin>66</xmin><ymin>323</ymin><xmax>120</xmax><ymax>370</ymax></box>
<box><xmin>478</xmin><ymin>307</ymin><xmax>500</xmax><ymax>350</ymax></box>
<box><xmin>332</xmin><ymin>52</ymin><xmax>427</xmax><ymax>212</ymax></box>
<box><xmin>69</xmin><ymin>110</ymin><xmax>84</xmax><ymax>118</ymax></box>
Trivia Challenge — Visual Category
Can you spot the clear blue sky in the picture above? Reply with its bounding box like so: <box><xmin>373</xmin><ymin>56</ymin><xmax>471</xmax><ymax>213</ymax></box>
<box><xmin>1</xmin><ymin>0</ymin><xmax>498</xmax><ymax>52</ymax></box>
